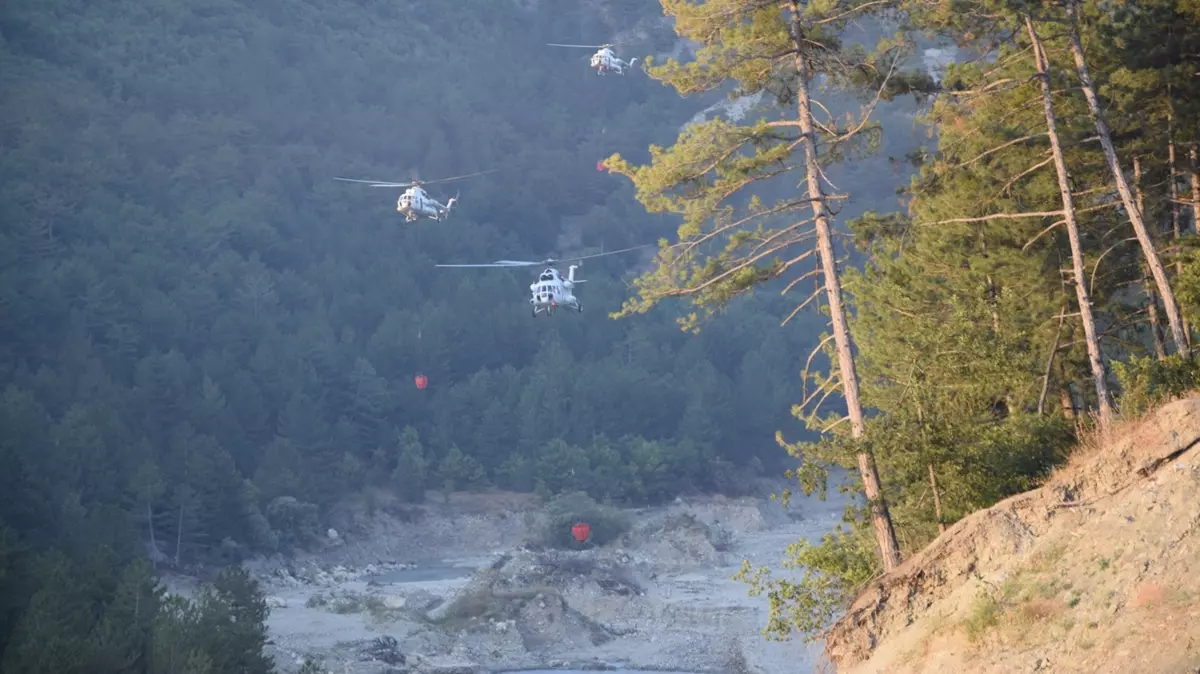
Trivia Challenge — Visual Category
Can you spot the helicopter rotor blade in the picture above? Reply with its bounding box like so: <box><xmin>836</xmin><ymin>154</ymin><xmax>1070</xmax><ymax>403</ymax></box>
<box><xmin>420</xmin><ymin>168</ymin><xmax>500</xmax><ymax>186</ymax></box>
<box><xmin>436</xmin><ymin>261</ymin><xmax>539</xmax><ymax>268</ymax></box>
<box><xmin>437</xmin><ymin>246</ymin><xmax>649</xmax><ymax>270</ymax></box>
<box><xmin>548</xmin><ymin>43</ymin><xmax>608</xmax><ymax>49</ymax></box>
<box><xmin>560</xmin><ymin>244</ymin><xmax>654</xmax><ymax>263</ymax></box>
<box><xmin>334</xmin><ymin>177</ymin><xmax>414</xmax><ymax>187</ymax></box>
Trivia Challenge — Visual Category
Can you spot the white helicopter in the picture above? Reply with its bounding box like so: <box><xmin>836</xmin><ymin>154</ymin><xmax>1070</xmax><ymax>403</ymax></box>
<box><xmin>436</xmin><ymin>245</ymin><xmax>651</xmax><ymax>317</ymax></box>
<box><xmin>548</xmin><ymin>43</ymin><xmax>639</xmax><ymax>75</ymax></box>
<box><xmin>334</xmin><ymin>169</ymin><xmax>497</xmax><ymax>222</ymax></box>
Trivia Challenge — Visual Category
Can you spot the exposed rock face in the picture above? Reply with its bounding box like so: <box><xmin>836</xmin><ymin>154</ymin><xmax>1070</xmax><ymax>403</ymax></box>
<box><xmin>824</xmin><ymin>397</ymin><xmax>1200</xmax><ymax>674</ymax></box>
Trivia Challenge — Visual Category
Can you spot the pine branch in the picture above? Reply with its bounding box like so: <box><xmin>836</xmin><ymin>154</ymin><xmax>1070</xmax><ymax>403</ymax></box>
<box><xmin>1002</xmin><ymin>156</ymin><xmax>1054</xmax><ymax>194</ymax></box>
<box><xmin>1022</xmin><ymin>219</ymin><xmax>1065</xmax><ymax>251</ymax></box>
<box><xmin>813</xmin><ymin>0</ymin><xmax>894</xmax><ymax>25</ymax></box>
<box><xmin>781</xmin><ymin>266</ymin><xmax>823</xmax><ymax>295</ymax></box>
<box><xmin>921</xmin><ymin>210</ymin><xmax>1064</xmax><ymax>226</ymax></box>
<box><xmin>820</xmin><ymin>416</ymin><xmax>851</xmax><ymax>432</ymax></box>
<box><xmin>800</xmin><ymin>333</ymin><xmax>837</xmax><ymax>402</ymax></box>
<box><xmin>1089</xmin><ymin>237</ymin><xmax>1138</xmax><ymax>295</ymax></box>
<box><xmin>665</xmin><ymin>232</ymin><xmax>814</xmax><ymax>298</ymax></box>
<box><xmin>950</xmin><ymin>133</ymin><xmax>1048</xmax><ymax>169</ymax></box>
<box><xmin>781</xmin><ymin>281</ymin><xmax>828</xmax><ymax>327</ymax></box>
<box><xmin>676</xmin><ymin>207</ymin><xmax>818</xmax><ymax>260</ymax></box>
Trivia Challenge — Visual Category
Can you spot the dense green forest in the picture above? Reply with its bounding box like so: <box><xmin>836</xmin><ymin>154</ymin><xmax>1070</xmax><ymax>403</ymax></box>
<box><xmin>0</xmin><ymin>0</ymin><xmax>927</xmax><ymax>668</ymax></box>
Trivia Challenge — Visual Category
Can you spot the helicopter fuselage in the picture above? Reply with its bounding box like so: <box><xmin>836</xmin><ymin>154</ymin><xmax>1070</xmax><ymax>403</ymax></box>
<box><xmin>529</xmin><ymin>267</ymin><xmax>582</xmax><ymax>316</ymax></box>
<box><xmin>397</xmin><ymin>186</ymin><xmax>456</xmax><ymax>222</ymax></box>
<box><xmin>590</xmin><ymin>48</ymin><xmax>636</xmax><ymax>75</ymax></box>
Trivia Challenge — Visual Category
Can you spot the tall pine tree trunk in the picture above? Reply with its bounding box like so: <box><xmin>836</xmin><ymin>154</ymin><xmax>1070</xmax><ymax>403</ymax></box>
<box><xmin>1060</xmin><ymin>382</ymin><xmax>1078</xmax><ymax>421</ymax></box>
<box><xmin>1064</xmin><ymin>1</ymin><xmax>1188</xmax><ymax>356</ymax></box>
<box><xmin>1166</xmin><ymin>99</ymin><xmax>1190</xmax><ymax>348</ymax></box>
<box><xmin>1191</xmin><ymin>144</ymin><xmax>1200</xmax><ymax>233</ymax></box>
<box><xmin>1038</xmin><ymin>304</ymin><xmax>1068</xmax><ymax>414</ymax></box>
<box><xmin>915</xmin><ymin>403</ymin><xmax>944</xmax><ymax>534</ymax></box>
<box><xmin>928</xmin><ymin>464</ymin><xmax>945</xmax><ymax>534</ymax></box>
<box><xmin>1167</xmin><ymin>108</ymin><xmax>1183</xmax><ymax>264</ymax></box>
<box><xmin>790</xmin><ymin>0</ymin><xmax>901</xmax><ymax>571</ymax></box>
<box><xmin>147</xmin><ymin>501</ymin><xmax>158</xmax><ymax>569</ymax></box>
<box><xmin>1134</xmin><ymin>155</ymin><xmax>1168</xmax><ymax>360</ymax></box>
<box><xmin>1026</xmin><ymin>16</ymin><xmax>1113</xmax><ymax>427</ymax></box>
<box><xmin>981</xmin><ymin>240</ymin><xmax>1000</xmax><ymax>333</ymax></box>
<box><xmin>175</xmin><ymin>499</ymin><xmax>185</xmax><ymax>567</ymax></box>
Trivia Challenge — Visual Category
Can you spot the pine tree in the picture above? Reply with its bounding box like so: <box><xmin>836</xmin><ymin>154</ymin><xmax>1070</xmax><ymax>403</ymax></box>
<box><xmin>391</xmin><ymin>427</ymin><xmax>429</xmax><ymax>504</ymax></box>
<box><xmin>1060</xmin><ymin>0</ymin><xmax>1189</xmax><ymax>355</ymax></box>
<box><xmin>88</xmin><ymin>559</ymin><xmax>163</xmax><ymax>673</ymax></box>
<box><xmin>1025</xmin><ymin>13</ymin><xmax>1115</xmax><ymax>424</ymax></box>
<box><xmin>195</xmin><ymin>568</ymin><xmax>274</xmax><ymax>674</ymax></box>
<box><xmin>0</xmin><ymin>552</ymin><xmax>94</xmax><ymax>674</ymax></box>
<box><xmin>1082</xmin><ymin>0</ymin><xmax>1200</xmax><ymax>348</ymax></box>
<box><xmin>604</xmin><ymin>0</ymin><xmax>924</xmax><ymax>571</ymax></box>
<box><xmin>148</xmin><ymin>595</ymin><xmax>212</xmax><ymax>674</ymax></box>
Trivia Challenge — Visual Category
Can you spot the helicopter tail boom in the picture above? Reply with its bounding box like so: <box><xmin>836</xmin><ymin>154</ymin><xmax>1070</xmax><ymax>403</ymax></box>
<box><xmin>443</xmin><ymin>191</ymin><xmax>459</xmax><ymax>216</ymax></box>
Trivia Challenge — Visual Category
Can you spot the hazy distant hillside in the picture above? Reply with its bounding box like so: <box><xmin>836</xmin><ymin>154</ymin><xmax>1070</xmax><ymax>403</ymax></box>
<box><xmin>0</xmin><ymin>0</ymin><xmax>924</xmax><ymax>570</ymax></box>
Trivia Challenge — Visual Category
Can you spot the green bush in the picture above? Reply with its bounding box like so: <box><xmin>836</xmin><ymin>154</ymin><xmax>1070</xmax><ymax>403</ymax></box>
<box><xmin>265</xmin><ymin>496</ymin><xmax>322</xmax><ymax>550</ymax></box>
<box><xmin>535</xmin><ymin>491</ymin><xmax>632</xmax><ymax>549</ymax></box>
<box><xmin>1113</xmin><ymin>354</ymin><xmax>1200</xmax><ymax>417</ymax></box>
<box><xmin>738</xmin><ymin>513</ymin><xmax>880</xmax><ymax>640</ymax></box>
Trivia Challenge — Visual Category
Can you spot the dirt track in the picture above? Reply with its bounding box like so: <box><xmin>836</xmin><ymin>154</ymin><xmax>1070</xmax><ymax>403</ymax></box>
<box><xmin>240</xmin><ymin>486</ymin><xmax>850</xmax><ymax>674</ymax></box>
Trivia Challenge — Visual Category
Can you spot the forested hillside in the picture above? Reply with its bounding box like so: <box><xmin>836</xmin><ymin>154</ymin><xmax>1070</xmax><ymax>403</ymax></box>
<box><xmin>3</xmin><ymin>0</ymin><xmax>796</xmax><ymax>562</ymax></box>
<box><xmin>0</xmin><ymin>0</ymin><xmax>932</xmax><ymax>668</ymax></box>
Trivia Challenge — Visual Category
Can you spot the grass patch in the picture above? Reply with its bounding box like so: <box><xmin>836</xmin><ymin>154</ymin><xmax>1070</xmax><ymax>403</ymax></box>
<box><xmin>962</xmin><ymin>593</ymin><xmax>1001</xmax><ymax>643</ymax></box>
<box><xmin>1016</xmin><ymin>597</ymin><xmax>1064</xmax><ymax>623</ymax></box>
<box><xmin>961</xmin><ymin>564</ymin><xmax>1077</xmax><ymax>646</ymax></box>
<box><xmin>305</xmin><ymin>590</ymin><xmax>391</xmax><ymax>622</ymax></box>
<box><xmin>1028</xmin><ymin>543</ymin><xmax>1067</xmax><ymax>573</ymax></box>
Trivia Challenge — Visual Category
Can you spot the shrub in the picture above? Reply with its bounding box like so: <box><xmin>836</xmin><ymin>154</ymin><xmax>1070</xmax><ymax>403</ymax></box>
<box><xmin>535</xmin><ymin>491</ymin><xmax>632</xmax><ymax>549</ymax></box>
<box><xmin>1113</xmin><ymin>353</ymin><xmax>1200</xmax><ymax>417</ymax></box>
<box><xmin>265</xmin><ymin>496</ymin><xmax>321</xmax><ymax>550</ymax></box>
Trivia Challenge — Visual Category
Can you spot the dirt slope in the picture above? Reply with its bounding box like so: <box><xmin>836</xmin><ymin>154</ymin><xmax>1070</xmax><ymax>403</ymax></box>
<box><xmin>825</xmin><ymin>396</ymin><xmax>1200</xmax><ymax>674</ymax></box>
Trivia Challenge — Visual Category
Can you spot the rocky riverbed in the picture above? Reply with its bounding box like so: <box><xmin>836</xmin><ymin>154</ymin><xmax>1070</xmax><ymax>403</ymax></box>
<box><xmin>225</xmin><ymin>487</ymin><xmax>849</xmax><ymax>674</ymax></box>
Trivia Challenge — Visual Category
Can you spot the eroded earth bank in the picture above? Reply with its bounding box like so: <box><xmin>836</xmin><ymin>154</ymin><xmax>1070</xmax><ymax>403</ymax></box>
<box><xmin>177</xmin><ymin>486</ymin><xmax>847</xmax><ymax>674</ymax></box>
<box><xmin>823</xmin><ymin>397</ymin><xmax>1200</xmax><ymax>674</ymax></box>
